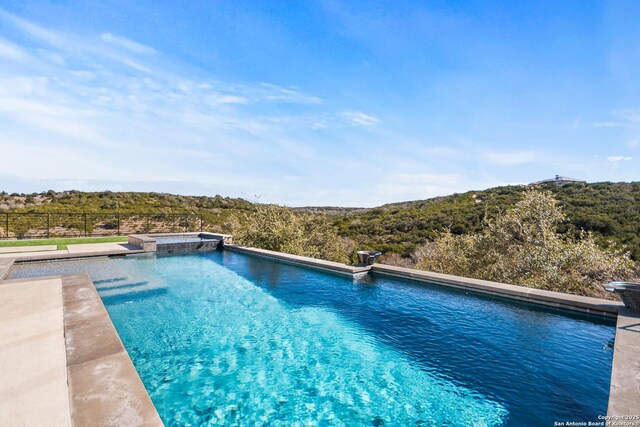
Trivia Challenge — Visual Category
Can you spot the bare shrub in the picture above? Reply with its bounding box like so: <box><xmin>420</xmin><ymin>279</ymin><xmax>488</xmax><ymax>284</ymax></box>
<box><xmin>416</xmin><ymin>189</ymin><xmax>636</xmax><ymax>297</ymax></box>
<box><xmin>230</xmin><ymin>204</ymin><xmax>348</xmax><ymax>263</ymax></box>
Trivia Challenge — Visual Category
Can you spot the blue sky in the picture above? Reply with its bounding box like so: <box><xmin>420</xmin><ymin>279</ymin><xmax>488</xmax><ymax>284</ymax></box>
<box><xmin>0</xmin><ymin>1</ymin><xmax>639</xmax><ymax>206</ymax></box>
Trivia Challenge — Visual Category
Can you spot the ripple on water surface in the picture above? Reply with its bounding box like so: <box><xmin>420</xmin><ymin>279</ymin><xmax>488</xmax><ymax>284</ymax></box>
<box><xmin>111</xmin><ymin>260</ymin><xmax>506</xmax><ymax>426</ymax></box>
<box><xmin>9</xmin><ymin>252</ymin><xmax>614</xmax><ymax>426</ymax></box>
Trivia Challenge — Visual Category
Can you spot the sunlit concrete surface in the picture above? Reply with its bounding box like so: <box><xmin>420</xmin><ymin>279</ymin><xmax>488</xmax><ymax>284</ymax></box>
<box><xmin>0</xmin><ymin>242</ymin><xmax>144</xmax><ymax>260</ymax></box>
<box><xmin>608</xmin><ymin>308</ymin><xmax>640</xmax><ymax>417</ymax></box>
<box><xmin>0</xmin><ymin>249</ymin><xmax>68</xmax><ymax>259</ymax></box>
<box><xmin>0</xmin><ymin>245</ymin><xmax>57</xmax><ymax>254</ymax></box>
<box><xmin>0</xmin><ymin>277</ymin><xmax>72</xmax><ymax>426</ymax></box>
<box><xmin>66</xmin><ymin>242</ymin><xmax>139</xmax><ymax>253</ymax></box>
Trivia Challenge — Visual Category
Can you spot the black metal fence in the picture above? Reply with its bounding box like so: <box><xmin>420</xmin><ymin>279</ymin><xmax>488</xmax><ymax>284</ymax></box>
<box><xmin>1</xmin><ymin>212</ymin><xmax>204</xmax><ymax>239</ymax></box>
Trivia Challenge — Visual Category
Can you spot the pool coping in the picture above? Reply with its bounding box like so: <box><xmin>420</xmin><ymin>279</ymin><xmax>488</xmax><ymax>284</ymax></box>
<box><xmin>607</xmin><ymin>308</ymin><xmax>640</xmax><ymax>418</ymax></box>
<box><xmin>10</xmin><ymin>248</ymin><xmax>146</xmax><ymax>262</ymax></box>
<box><xmin>61</xmin><ymin>273</ymin><xmax>163</xmax><ymax>426</ymax></box>
<box><xmin>0</xmin><ymin>257</ymin><xmax>14</xmax><ymax>280</ymax></box>
<box><xmin>224</xmin><ymin>244</ymin><xmax>371</xmax><ymax>276</ymax></box>
<box><xmin>370</xmin><ymin>264</ymin><xmax>622</xmax><ymax>318</ymax></box>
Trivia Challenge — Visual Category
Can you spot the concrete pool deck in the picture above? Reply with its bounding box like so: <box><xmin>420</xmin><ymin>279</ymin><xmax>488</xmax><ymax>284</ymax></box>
<box><xmin>1</xmin><ymin>240</ymin><xmax>639</xmax><ymax>423</ymax></box>
<box><xmin>0</xmin><ymin>242</ymin><xmax>142</xmax><ymax>260</ymax></box>
<box><xmin>0</xmin><ymin>244</ymin><xmax>58</xmax><ymax>254</ymax></box>
<box><xmin>0</xmin><ymin>277</ymin><xmax>71</xmax><ymax>426</ymax></box>
<box><xmin>0</xmin><ymin>274</ymin><xmax>163</xmax><ymax>427</ymax></box>
<box><xmin>608</xmin><ymin>308</ymin><xmax>640</xmax><ymax>417</ymax></box>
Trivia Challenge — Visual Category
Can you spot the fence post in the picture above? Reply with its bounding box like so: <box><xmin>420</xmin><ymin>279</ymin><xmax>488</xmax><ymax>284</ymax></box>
<box><xmin>5</xmin><ymin>213</ymin><xmax>8</xmax><ymax>239</ymax></box>
<box><xmin>47</xmin><ymin>214</ymin><xmax>50</xmax><ymax>239</ymax></box>
<box><xmin>200</xmin><ymin>214</ymin><xmax>203</xmax><ymax>232</ymax></box>
<box><xmin>84</xmin><ymin>213</ymin><xmax>87</xmax><ymax>237</ymax></box>
<box><xmin>117</xmin><ymin>213</ymin><xmax>120</xmax><ymax>236</ymax></box>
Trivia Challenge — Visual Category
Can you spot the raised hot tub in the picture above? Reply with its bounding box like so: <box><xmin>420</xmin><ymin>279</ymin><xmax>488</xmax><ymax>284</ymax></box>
<box><xmin>128</xmin><ymin>232</ymin><xmax>232</xmax><ymax>254</ymax></box>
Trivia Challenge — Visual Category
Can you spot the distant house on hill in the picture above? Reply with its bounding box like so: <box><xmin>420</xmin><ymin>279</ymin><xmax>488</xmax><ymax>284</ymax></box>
<box><xmin>529</xmin><ymin>175</ymin><xmax>586</xmax><ymax>186</ymax></box>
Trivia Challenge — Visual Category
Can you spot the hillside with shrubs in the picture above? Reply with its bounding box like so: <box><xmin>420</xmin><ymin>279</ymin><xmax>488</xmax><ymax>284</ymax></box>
<box><xmin>1</xmin><ymin>182</ymin><xmax>639</xmax><ymax>297</ymax></box>
<box><xmin>334</xmin><ymin>182</ymin><xmax>640</xmax><ymax>261</ymax></box>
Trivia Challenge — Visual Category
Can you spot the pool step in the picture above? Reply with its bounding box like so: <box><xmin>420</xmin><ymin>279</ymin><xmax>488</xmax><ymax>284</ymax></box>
<box><xmin>95</xmin><ymin>280</ymin><xmax>150</xmax><ymax>292</ymax></box>
<box><xmin>100</xmin><ymin>287</ymin><xmax>168</xmax><ymax>306</ymax></box>
<box><xmin>98</xmin><ymin>282</ymin><xmax>167</xmax><ymax>298</ymax></box>
<box><xmin>93</xmin><ymin>277</ymin><xmax>128</xmax><ymax>285</ymax></box>
<box><xmin>98</xmin><ymin>281</ymin><xmax>168</xmax><ymax>305</ymax></box>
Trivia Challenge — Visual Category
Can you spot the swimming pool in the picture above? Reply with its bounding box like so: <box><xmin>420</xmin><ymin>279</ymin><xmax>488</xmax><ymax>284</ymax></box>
<box><xmin>9</xmin><ymin>251</ymin><xmax>615</xmax><ymax>426</ymax></box>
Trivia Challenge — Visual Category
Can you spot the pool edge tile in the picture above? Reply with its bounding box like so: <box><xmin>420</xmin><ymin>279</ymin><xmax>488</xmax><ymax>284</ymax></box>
<box><xmin>67</xmin><ymin>351</ymin><xmax>164</xmax><ymax>427</ymax></box>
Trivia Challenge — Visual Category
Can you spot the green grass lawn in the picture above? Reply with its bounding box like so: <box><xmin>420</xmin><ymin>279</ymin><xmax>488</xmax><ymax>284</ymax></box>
<box><xmin>0</xmin><ymin>236</ymin><xmax>128</xmax><ymax>250</ymax></box>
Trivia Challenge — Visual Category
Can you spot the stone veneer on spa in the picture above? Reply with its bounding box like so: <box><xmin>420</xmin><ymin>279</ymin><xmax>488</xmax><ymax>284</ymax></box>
<box><xmin>128</xmin><ymin>232</ymin><xmax>232</xmax><ymax>254</ymax></box>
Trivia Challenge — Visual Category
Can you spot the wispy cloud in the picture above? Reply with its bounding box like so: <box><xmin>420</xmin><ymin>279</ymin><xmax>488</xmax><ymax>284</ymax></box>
<box><xmin>0</xmin><ymin>9</ymin><xmax>399</xmax><ymax>205</ymax></box>
<box><xmin>100</xmin><ymin>33</ymin><xmax>156</xmax><ymax>55</ymax></box>
<box><xmin>614</xmin><ymin>109</ymin><xmax>640</xmax><ymax>123</ymax></box>
<box><xmin>343</xmin><ymin>111</ymin><xmax>379</xmax><ymax>126</ymax></box>
<box><xmin>593</xmin><ymin>109</ymin><xmax>640</xmax><ymax>128</ymax></box>
<box><xmin>0</xmin><ymin>38</ymin><xmax>28</xmax><ymax>60</ymax></box>
<box><xmin>607</xmin><ymin>155</ymin><xmax>632</xmax><ymax>162</ymax></box>
<box><xmin>2</xmin><ymin>5</ymin><xmax>636</xmax><ymax>206</ymax></box>
<box><xmin>259</xmin><ymin>83</ymin><xmax>323</xmax><ymax>105</ymax></box>
<box><xmin>593</xmin><ymin>121</ymin><xmax>627</xmax><ymax>128</ymax></box>
<box><xmin>0</xmin><ymin>9</ymin><xmax>155</xmax><ymax>73</ymax></box>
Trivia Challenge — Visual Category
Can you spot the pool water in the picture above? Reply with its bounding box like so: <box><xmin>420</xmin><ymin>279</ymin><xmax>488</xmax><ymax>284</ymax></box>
<box><xmin>9</xmin><ymin>251</ymin><xmax>615</xmax><ymax>426</ymax></box>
